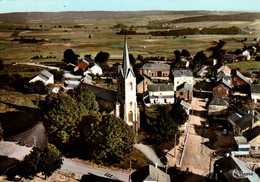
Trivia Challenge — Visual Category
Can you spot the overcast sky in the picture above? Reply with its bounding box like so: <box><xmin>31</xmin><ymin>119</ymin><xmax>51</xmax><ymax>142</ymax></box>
<box><xmin>0</xmin><ymin>0</ymin><xmax>260</xmax><ymax>13</ymax></box>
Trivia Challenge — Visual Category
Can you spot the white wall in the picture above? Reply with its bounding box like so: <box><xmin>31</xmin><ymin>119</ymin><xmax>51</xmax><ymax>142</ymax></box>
<box><xmin>173</xmin><ymin>77</ymin><xmax>193</xmax><ymax>91</ymax></box>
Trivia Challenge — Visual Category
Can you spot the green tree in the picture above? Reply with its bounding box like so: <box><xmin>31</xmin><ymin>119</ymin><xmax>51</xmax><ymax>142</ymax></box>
<box><xmin>129</xmin><ymin>53</ymin><xmax>136</xmax><ymax>65</ymax></box>
<box><xmin>49</xmin><ymin>69</ymin><xmax>64</xmax><ymax>82</ymax></box>
<box><xmin>94</xmin><ymin>51</ymin><xmax>110</xmax><ymax>65</ymax></box>
<box><xmin>41</xmin><ymin>93</ymin><xmax>88</xmax><ymax>144</ymax></box>
<box><xmin>79</xmin><ymin>114</ymin><xmax>135</xmax><ymax>163</ymax></box>
<box><xmin>19</xmin><ymin>144</ymin><xmax>62</xmax><ymax>178</ymax></box>
<box><xmin>62</xmin><ymin>49</ymin><xmax>79</xmax><ymax>65</ymax></box>
<box><xmin>68</xmin><ymin>86</ymin><xmax>99</xmax><ymax>112</ymax></box>
<box><xmin>145</xmin><ymin>104</ymin><xmax>184</xmax><ymax>144</ymax></box>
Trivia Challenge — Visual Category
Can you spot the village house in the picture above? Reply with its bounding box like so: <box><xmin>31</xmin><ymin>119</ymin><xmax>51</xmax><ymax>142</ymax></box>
<box><xmin>136</xmin><ymin>75</ymin><xmax>153</xmax><ymax>94</ymax></box>
<box><xmin>208</xmin><ymin>98</ymin><xmax>229</xmax><ymax>115</ymax></box>
<box><xmin>85</xmin><ymin>63</ymin><xmax>103</xmax><ymax>75</ymax></box>
<box><xmin>170</xmin><ymin>69</ymin><xmax>194</xmax><ymax>91</ymax></box>
<box><xmin>228</xmin><ymin>113</ymin><xmax>260</xmax><ymax>136</ymax></box>
<box><xmin>77</xmin><ymin>58</ymin><xmax>89</xmax><ymax>71</ymax></box>
<box><xmin>250</xmin><ymin>84</ymin><xmax>260</xmax><ymax>105</ymax></box>
<box><xmin>145</xmin><ymin>83</ymin><xmax>174</xmax><ymax>106</ymax></box>
<box><xmin>212</xmin><ymin>155</ymin><xmax>260</xmax><ymax>182</ymax></box>
<box><xmin>213</xmin><ymin>78</ymin><xmax>233</xmax><ymax>100</ymax></box>
<box><xmin>231</xmin><ymin>69</ymin><xmax>251</xmax><ymax>92</ymax></box>
<box><xmin>232</xmin><ymin>136</ymin><xmax>250</xmax><ymax>156</ymax></box>
<box><xmin>217</xmin><ymin>65</ymin><xmax>231</xmax><ymax>74</ymax></box>
<box><xmin>244</xmin><ymin>126</ymin><xmax>260</xmax><ymax>153</ymax></box>
<box><xmin>29</xmin><ymin>69</ymin><xmax>54</xmax><ymax>85</ymax></box>
<box><xmin>175</xmin><ymin>82</ymin><xmax>192</xmax><ymax>103</ymax></box>
<box><xmin>130</xmin><ymin>164</ymin><xmax>171</xmax><ymax>182</ymax></box>
<box><xmin>140</xmin><ymin>63</ymin><xmax>170</xmax><ymax>80</ymax></box>
<box><xmin>223</xmin><ymin>53</ymin><xmax>235</xmax><ymax>63</ymax></box>
<box><xmin>216</xmin><ymin>70</ymin><xmax>231</xmax><ymax>84</ymax></box>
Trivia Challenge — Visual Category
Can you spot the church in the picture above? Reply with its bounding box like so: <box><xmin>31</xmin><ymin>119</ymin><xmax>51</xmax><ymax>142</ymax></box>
<box><xmin>116</xmin><ymin>39</ymin><xmax>140</xmax><ymax>132</ymax></box>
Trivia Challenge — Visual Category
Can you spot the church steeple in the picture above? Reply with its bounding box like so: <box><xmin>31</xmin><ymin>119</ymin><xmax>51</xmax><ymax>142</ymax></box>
<box><xmin>121</xmin><ymin>39</ymin><xmax>134</xmax><ymax>78</ymax></box>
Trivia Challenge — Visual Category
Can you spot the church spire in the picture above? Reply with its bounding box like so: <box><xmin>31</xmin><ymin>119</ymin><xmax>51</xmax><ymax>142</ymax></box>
<box><xmin>122</xmin><ymin>39</ymin><xmax>132</xmax><ymax>77</ymax></box>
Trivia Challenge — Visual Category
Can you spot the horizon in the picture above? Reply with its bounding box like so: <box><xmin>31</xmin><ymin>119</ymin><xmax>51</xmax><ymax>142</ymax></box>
<box><xmin>0</xmin><ymin>0</ymin><xmax>260</xmax><ymax>14</ymax></box>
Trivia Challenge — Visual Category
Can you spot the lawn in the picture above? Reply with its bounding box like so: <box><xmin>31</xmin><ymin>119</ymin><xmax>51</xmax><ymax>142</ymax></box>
<box><xmin>227</xmin><ymin>61</ymin><xmax>260</xmax><ymax>70</ymax></box>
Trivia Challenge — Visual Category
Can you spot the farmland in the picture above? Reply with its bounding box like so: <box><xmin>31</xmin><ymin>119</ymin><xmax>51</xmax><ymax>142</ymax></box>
<box><xmin>0</xmin><ymin>11</ymin><xmax>260</xmax><ymax>64</ymax></box>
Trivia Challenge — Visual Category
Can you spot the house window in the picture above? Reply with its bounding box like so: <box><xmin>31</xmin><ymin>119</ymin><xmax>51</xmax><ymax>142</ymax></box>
<box><xmin>234</xmin><ymin>77</ymin><xmax>237</xmax><ymax>81</ymax></box>
<box><xmin>180</xmin><ymin>92</ymin><xmax>183</xmax><ymax>96</ymax></box>
<box><xmin>129</xmin><ymin>82</ymin><xmax>133</xmax><ymax>90</ymax></box>
<box><xmin>164</xmin><ymin>99</ymin><xmax>167</xmax><ymax>103</ymax></box>
<box><xmin>237</xmin><ymin>80</ymin><xmax>240</xmax><ymax>85</ymax></box>
<box><xmin>128</xmin><ymin>111</ymin><xmax>134</xmax><ymax>122</ymax></box>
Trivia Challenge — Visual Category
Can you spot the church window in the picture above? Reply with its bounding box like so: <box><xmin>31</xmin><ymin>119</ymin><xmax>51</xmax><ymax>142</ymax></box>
<box><xmin>128</xmin><ymin>111</ymin><xmax>134</xmax><ymax>122</ymax></box>
<box><xmin>129</xmin><ymin>82</ymin><xmax>133</xmax><ymax>90</ymax></box>
<box><xmin>130</xmin><ymin>101</ymin><xmax>133</xmax><ymax>106</ymax></box>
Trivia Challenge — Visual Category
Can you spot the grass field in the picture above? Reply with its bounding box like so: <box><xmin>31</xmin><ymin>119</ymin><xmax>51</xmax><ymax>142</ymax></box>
<box><xmin>0</xmin><ymin>12</ymin><xmax>260</xmax><ymax>64</ymax></box>
<box><xmin>227</xmin><ymin>61</ymin><xmax>260</xmax><ymax>70</ymax></box>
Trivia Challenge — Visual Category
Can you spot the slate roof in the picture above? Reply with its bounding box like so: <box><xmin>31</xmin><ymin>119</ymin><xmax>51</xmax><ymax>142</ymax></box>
<box><xmin>234</xmin><ymin>114</ymin><xmax>258</xmax><ymax>130</ymax></box>
<box><xmin>244</xmin><ymin>126</ymin><xmax>260</xmax><ymax>142</ymax></box>
<box><xmin>209</xmin><ymin>98</ymin><xmax>229</xmax><ymax>106</ymax></box>
<box><xmin>228</xmin><ymin>112</ymin><xmax>242</xmax><ymax>122</ymax></box>
<box><xmin>172</xmin><ymin>69</ymin><xmax>193</xmax><ymax>77</ymax></box>
<box><xmin>141</xmin><ymin>63</ymin><xmax>170</xmax><ymax>70</ymax></box>
<box><xmin>120</xmin><ymin>40</ymin><xmax>135</xmax><ymax>78</ymax></box>
<box><xmin>148</xmin><ymin>83</ymin><xmax>174</xmax><ymax>92</ymax></box>
<box><xmin>41</xmin><ymin>69</ymin><xmax>53</xmax><ymax>79</ymax></box>
<box><xmin>181</xmin><ymin>100</ymin><xmax>190</xmax><ymax>110</ymax></box>
<box><xmin>251</xmin><ymin>84</ymin><xmax>260</xmax><ymax>94</ymax></box>
<box><xmin>177</xmin><ymin>82</ymin><xmax>192</xmax><ymax>91</ymax></box>
<box><xmin>214</xmin><ymin>156</ymin><xmax>260</xmax><ymax>182</ymax></box>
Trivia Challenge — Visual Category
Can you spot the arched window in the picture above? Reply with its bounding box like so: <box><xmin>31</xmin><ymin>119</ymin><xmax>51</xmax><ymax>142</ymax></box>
<box><xmin>128</xmin><ymin>111</ymin><xmax>134</xmax><ymax>122</ymax></box>
<box><xmin>129</xmin><ymin>82</ymin><xmax>133</xmax><ymax>90</ymax></box>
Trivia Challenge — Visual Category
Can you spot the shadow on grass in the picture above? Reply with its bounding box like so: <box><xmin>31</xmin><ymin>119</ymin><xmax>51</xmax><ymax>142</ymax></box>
<box><xmin>0</xmin><ymin>100</ymin><xmax>41</xmax><ymax>137</ymax></box>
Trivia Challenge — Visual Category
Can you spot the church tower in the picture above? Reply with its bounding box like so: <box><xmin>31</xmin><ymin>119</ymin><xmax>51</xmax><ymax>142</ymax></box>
<box><xmin>116</xmin><ymin>39</ymin><xmax>138</xmax><ymax>130</ymax></box>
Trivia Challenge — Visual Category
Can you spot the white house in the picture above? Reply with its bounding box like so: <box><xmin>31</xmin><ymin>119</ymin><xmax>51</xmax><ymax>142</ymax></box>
<box><xmin>242</xmin><ymin>50</ymin><xmax>251</xmax><ymax>61</ymax></box>
<box><xmin>147</xmin><ymin>83</ymin><xmax>175</xmax><ymax>105</ymax></box>
<box><xmin>86</xmin><ymin>63</ymin><xmax>103</xmax><ymax>75</ymax></box>
<box><xmin>171</xmin><ymin>69</ymin><xmax>194</xmax><ymax>91</ymax></box>
<box><xmin>29</xmin><ymin>69</ymin><xmax>54</xmax><ymax>85</ymax></box>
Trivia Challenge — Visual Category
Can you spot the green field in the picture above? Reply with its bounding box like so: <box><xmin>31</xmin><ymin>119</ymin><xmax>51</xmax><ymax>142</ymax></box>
<box><xmin>227</xmin><ymin>61</ymin><xmax>260</xmax><ymax>70</ymax></box>
<box><xmin>0</xmin><ymin>11</ymin><xmax>260</xmax><ymax>64</ymax></box>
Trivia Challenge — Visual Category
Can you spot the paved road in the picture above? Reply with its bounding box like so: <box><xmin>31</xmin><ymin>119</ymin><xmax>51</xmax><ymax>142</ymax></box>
<box><xmin>61</xmin><ymin>158</ymin><xmax>130</xmax><ymax>182</ymax></box>
<box><xmin>6</xmin><ymin>122</ymin><xmax>47</xmax><ymax>147</ymax></box>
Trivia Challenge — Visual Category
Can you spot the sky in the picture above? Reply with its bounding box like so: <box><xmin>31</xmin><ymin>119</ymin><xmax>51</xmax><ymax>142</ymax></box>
<box><xmin>0</xmin><ymin>0</ymin><xmax>260</xmax><ymax>13</ymax></box>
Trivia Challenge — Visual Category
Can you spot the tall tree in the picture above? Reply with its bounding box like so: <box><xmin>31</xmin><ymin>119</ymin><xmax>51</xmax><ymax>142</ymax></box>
<box><xmin>19</xmin><ymin>144</ymin><xmax>63</xmax><ymax>178</ymax></box>
<box><xmin>181</xmin><ymin>49</ymin><xmax>191</xmax><ymax>57</ymax></box>
<box><xmin>41</xmin><ymin>93</ymin><xmax>88</xmax><ymax>144</ymax></box>
<box><xmin>68</xmin><ymin>86</ymin><xmax>99</xmax><ymax>113</ymax></box>
<box><xmin>62</xmin><ymin>49</ymin><xmax>79</xmax><ymax>65</ymax></box>
<box><xmin>79</xmin><ymin>114</ymin><xmax>135</xmax><ymax>163</ymax></box>
<box><xmin>129</xmin><ymin>53</ymin><xmax>136</xmax><ymax>65</ymax></box>
<box><xmin>94</xmin><ymin>51</ymin><xmax>110</xmax><ymax>65</ymax></box>
<box><xmin>194</xmin><ymin>51</ymin><xmax>208</xmax><ymax>68</ymax></box>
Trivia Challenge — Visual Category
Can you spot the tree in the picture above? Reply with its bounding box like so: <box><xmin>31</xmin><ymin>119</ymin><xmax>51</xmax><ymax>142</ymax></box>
<box><xmin>181</xmin><ymin>49</ymin><xmax>191</xmax><ymax>57</ymax></box>
<box><xmin>19</xmin><ymin>144</ymin><xmax>63</xmax><ymax>178</ymax></box>
<box><xmin>68</xmin><ymin>86</ymin><xmax>99</xmax><ymax>113</ymax></box>
<box><xmin>49</xmin><ymin>69</ymin><xmax>64</xmax><ymax>82</ymax></box>
<box><xmin>41</xmin><ymin>93</ymin><xmax>88</xmax><ymax>144</ymax></box>
<box><xmin>62</xmin><ymin>49</ymin><xmax>79</xmax><ymax>65</ymax></box>
<box><xmin>28</xmin><ymin>81</ymin><xmax>46</xmax><ymax>94</ymax></box>
<box><xmin>0</xmin><ymin>59</ymin><xmax>3</xmax><ymax>71</ymax></box>
<box><xmin>79</xmin><ymin>114</ymin><xmax>135</xmax><ymax>163</ymax></box>
<box><xmin>129</xmin><ymin>53</ymin><xmax>136</xmax><ymax>65</ymax></box>
<box><xmin>194</xmin><ymin>51</ymin><xmax>208</xmax><ymax>68</ymax></box>
<box><xmin>145</xmin><ymin>104</ymin><xmax>184</xmax><ymax>144</ymax></box>
<box><xmin>94</xmin><ymin>51</ymin><xmax>110</xmax><ymax>65</ymax></box>
<box><xmin>174</xmin><ymin>50</ymin><xmax>181</xmax><ymax>62</ymax></box>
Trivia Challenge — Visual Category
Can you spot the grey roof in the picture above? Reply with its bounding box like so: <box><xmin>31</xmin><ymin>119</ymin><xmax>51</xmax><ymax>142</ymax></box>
<box><xmin>177</xmin><ymin>82</ymin><xmax>192</xmax><ymax>91</ymax></box>
<box><xmin>121</xmin><ymin>40</ymin><xmax>134</xmax><ymax>78</ymax></box>
<box><xmin>148</xmin><ymin>83</ymin><xmax>174</xmax><ymax>92</ymax></box>
<box><xmin>141</xmin><ymin>63</ymin><xmax>170</xmax><ymax>70</ymax></box>
<box><xmin>40</xmin><ymin>69</ymin><xmax>53</xmax><ymax>80</ymax></box>
<box><xmin>215</xmin><ymin>156</ymin><xmax>260</xmax><ymax>182</ymax></box>
<box><xmin>244</xmin><ymin>126</ymin><xmax>260</xmax><ymax>142</ymax></box>
<box><xmin>215</xmin><ymin>78</ymin><xmax>232</xmax><ymax>89</ymax></box>
<box><xmin>181</xmin><ymin>100</ymin><xmax>190</xmax><ymax>109</ymax></box>
<box><xmin>251</xmin><ymin>84</ymin><xmax>260</xmax><ymax>94</ymax></box>
<box><xmin>235</xmin><ymin>114</ymin><xmax>258</xmax><ymax>130</ymax></box>
<box><xmin>172</xmin><ymin>69</ymin><xmax>193</xmax><ymax>77</ymax></box>
<box><xmin>209</xmin><ymin>98</ymin><xmax>229</xmax><ymax>106</ymax></box>
<box><xmin>228</xmin><ymin>112</ymin><xmax>242</xmax><ymax>122</ymax></box>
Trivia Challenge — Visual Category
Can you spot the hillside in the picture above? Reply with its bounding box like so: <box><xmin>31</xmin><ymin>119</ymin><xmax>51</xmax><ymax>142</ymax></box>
<box><xmin>0</xmin><ymin>10</ymin><xmax>239</xmax><ymax>22</ymax></box>
<box><xmin>158</xmin><ymin>12</ymin><xmax>260</xmax><ymax>25</ymax></box>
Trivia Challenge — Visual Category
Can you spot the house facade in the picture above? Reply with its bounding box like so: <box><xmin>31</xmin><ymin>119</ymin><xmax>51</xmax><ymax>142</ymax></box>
<box><xmin>136</xmin><ymin>75</ymin><xmax>154</xmax><ymax>94</ymax></box>
<box><xmin>170</xmin><ymin>69</ymin><xmax>194</xmax><ymax>91</ymax></box>
<box><xmin>208</xmin><ymin>98</ymin><xmax>229</xmax><ymax>115</ymax></box>
<box><xmin>213</xmin><ymin>79</ymin><xmax>232</xmax><ymax>100</ymax></box>
<box><xmin>175</xmin><ymin>82</ymin><xmax>192</xmax><ymax>103</ymax></box>
<box><xmin>147</xmin><ymin>83</ymin><xmax>175</xmax><ymax>105</ymax></box>
<box><xmin>140</xmin><ymin>63</ymin><xmax>170</xmax><ymax>79</ymax></box>
<box><xmin>231</xmin><ymin>70</ymin><xmax>250</xmax><ymax>92</ymax></box>
<box><xmin>29</xmin><ymin>69</ymin><xmax>54</xmax><ymax>85</ymax></box>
